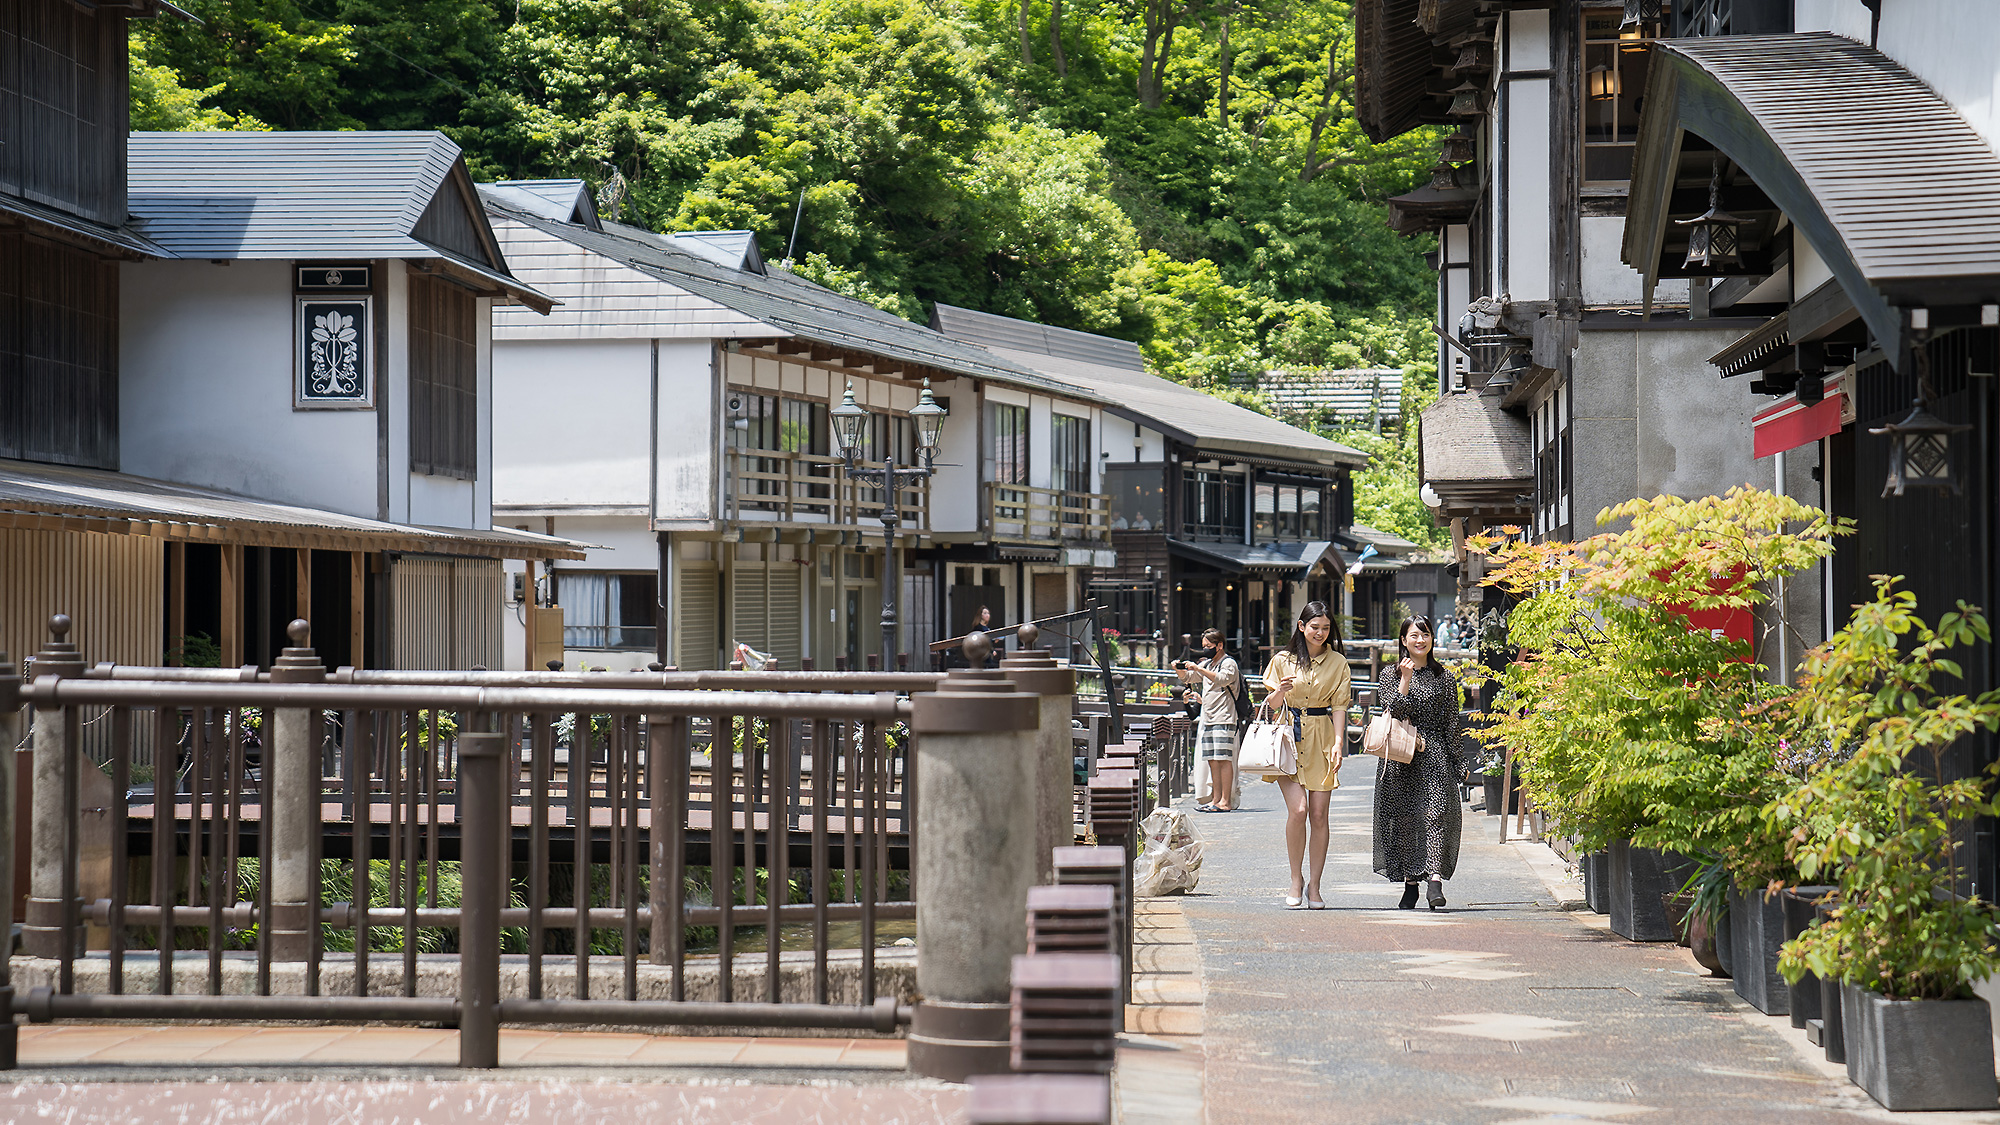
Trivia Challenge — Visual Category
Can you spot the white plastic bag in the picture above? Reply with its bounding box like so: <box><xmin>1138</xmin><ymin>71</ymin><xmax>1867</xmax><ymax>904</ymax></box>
<box><xmin>1133</xmin><ymin>807</ymin><xmax>1206</xmax><ymax>897</ymax></box>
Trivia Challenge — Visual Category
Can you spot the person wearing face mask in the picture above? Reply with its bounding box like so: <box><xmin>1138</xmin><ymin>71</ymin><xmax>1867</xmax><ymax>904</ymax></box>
<box><xmin>1175</xmin><ymin>627</ymin><xmax>1243</xmax><ymax>812</ymax></box>
<box><xmin>1261</xmin><ymin>601</ymin><xmax>1350</xmax><ymax>909</ymax></box>
<box><xmin>1374</xmin><ymin>614</ymin><xmax>1467</xmax><ymax>910</ymax></box>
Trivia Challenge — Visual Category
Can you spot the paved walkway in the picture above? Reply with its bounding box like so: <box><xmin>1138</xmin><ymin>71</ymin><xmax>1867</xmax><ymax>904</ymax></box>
<box><xmin>1180</xmin><ymin>753</ymin><xmax>2000</xmax><ymax>1124</ymax></box>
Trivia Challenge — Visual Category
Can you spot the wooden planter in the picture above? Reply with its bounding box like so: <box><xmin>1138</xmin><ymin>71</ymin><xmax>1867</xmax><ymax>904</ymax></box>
<box><xmin>1727</xmin><ymin>885</ymin><xmax>1790</xmax><ymax>1016</ymax></box>
<box><xmin>1842</xmin><ymin>984</ymin><xmax>1999</xmax><ymax>1111</ymax></box>
<box><xmin>1606</xmin><ymin>840</ymin><xmax>1693</xmax><ymax>942</ymax></box>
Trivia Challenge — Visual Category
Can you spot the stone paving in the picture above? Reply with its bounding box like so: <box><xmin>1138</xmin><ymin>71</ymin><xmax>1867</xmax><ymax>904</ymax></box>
<box><xmin>1182</xmin><ymin>753</ymin><xmax>2000</xmax><ymax>1125</ymax></box>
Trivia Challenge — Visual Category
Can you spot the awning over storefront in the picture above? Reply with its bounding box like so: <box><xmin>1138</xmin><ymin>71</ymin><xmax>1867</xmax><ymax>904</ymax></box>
<box><xmin>0</xmin><ymin>459</ymin><xmax>587</xmax><ymax>559</ymax></box>
<box><xmin>1167</xmin><ymin>539</ymin><xmax>1343</xmax><ymax>580</ymax></box>
<box><xmin>1624</xmin><ymin>33</ymin><xmax>2000</xmax><ymax>367</ymax></box>
<box><xmin>1753</xmin><ymin>392</ymin><xmax>1850</xmax><ymax>459</ymax></box>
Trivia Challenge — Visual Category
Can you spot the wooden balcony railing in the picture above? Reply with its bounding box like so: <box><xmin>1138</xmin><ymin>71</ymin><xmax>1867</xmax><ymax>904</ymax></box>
<box><xmin>983</xmin><ymin>482</ymin><xmax>1110</xmax><ymax>544</ymax></box>
<box><xmin>728</xmin><ymin>449</ymin><xmax>926</xmax><ymax>529</ymax></box>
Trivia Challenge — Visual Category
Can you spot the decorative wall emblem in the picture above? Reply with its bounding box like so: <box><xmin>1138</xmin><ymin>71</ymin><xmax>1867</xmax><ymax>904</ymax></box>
<box><xmin>296</xmin><ymin>297</ymin><xmax>373</xmax><ymax>408</ymax></box>
<box><xmin>297</xmin><ymin>264</ymin><xmax>372</xmax><ymax>290</ymax></box>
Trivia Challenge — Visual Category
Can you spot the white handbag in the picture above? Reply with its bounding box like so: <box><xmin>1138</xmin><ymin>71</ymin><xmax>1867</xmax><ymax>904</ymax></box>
<box><xmin>1237</xmin><ymin>703</ymin><xmax>1297</xmax><ymax>776</ymax></box>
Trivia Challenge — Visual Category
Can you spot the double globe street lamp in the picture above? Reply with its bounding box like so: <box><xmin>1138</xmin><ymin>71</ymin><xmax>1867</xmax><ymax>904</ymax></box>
<box><xmin>829</xmin><ymin>378</ymin><xmax>948</xmax><ymax>667</ymax></box>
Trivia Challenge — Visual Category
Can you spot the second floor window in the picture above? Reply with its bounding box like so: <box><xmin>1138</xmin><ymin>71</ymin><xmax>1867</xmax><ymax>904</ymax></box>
<box><xmin>1051</xmin><ymin>414</ymin><xmax>1091</xmax><ymax>493</ymax></box>
<box><xmin>736</xmin><ymin>393</ymin><xmax>828</xmax><ymax>455</ymax></box>
<box><xmin>558</xmin><ymin>571</ymin><xmax>657</xmax><ymax>650</ymax></box>
<box><xmin>1182</xmin><ymin>469</ymin><xmax>1245</xmax><ymax>540</ymax></box>
<box><xmin>986</xmin><ymin>402</ymin><xmax>1028</xmax><ymax>484</ymax></box>
<box><xmin>1254</xmin><ymin>482</ymin><xmax>1325</xmax><ymax>542</ymax></box>
<box><xmin>409</xmin><ymin>273</ymin><xmax>477</xmax><ymax>479</ymax></box>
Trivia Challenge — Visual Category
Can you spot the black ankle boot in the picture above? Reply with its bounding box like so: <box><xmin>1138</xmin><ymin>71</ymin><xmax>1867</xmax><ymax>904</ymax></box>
<box><xmin>1398</xmin><ymin>882</ymin><xmax>1420</xmax><ymax>910</ymax></box>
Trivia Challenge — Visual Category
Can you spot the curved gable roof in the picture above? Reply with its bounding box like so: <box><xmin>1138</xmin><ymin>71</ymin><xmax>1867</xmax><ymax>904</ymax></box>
<box><xmin>1624</xmin><ymin>33</ymin><xmax>2000</xmax><ymax>362</ymax></box>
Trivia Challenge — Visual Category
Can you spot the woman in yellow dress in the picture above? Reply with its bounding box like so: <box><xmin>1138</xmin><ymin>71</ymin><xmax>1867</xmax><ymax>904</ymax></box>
<box><xmin>1261</xmin><ymin>601</ymin><xmax>1351</xmax><ymax>909</ymax></box>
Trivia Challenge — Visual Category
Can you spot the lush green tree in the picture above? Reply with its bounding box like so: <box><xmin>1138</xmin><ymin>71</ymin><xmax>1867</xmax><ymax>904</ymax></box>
<box><xmin>130</xmin><ymin>39</ymin><xmax>270</xmax><ymax>130</ymax></box>
<box><xmin>134</xmin><ymin>0</ymin><xmax>357</xmax><ymax>130</ymax></box>
<box><xmin>129</xmin><ymin>0</ymin><xmax>1443</xmax><ymax>415</ymax></box>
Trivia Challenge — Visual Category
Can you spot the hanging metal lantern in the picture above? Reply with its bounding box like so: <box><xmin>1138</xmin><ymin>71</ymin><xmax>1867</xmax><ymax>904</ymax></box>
<box><xmin>1872</xmin><ymin>400</ymin><xmax>1972</xmax><ymax>496</ymax></box>
<box><xmin>1872</xmin><ymin>327</ymin><xmax>1971</xmax><ymax>497</ymax></box>
<box><xmin>1440</xmin><ymin>129</ymin><xmax>1476</xmax><ymax>164</ymax></box>
<box><xmin>1621</xmin><ymin>0</ymin><xmax>1663</xmax><ymax>27</ymax></box>
<box><xmin>1425</xmin><ymin>159</ymin><xmax>1461</xmax><ymax>192</ymax></box>
<box><xmin>1676</xmin><ymin>161</ymin><xmax>1743</xmax><ymax>271</ymax></box>
<box><xmin>1447</xmin><ymin>80</ymin><xmax>1486</xmax><ymax>117</ymax></box>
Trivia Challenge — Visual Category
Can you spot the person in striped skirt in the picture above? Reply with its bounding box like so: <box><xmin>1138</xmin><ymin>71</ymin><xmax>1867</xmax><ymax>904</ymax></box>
<box><xmin>1177</xmin><ymin>627</ymin><xmax>1243</xmax><ymax>812</ymax></box>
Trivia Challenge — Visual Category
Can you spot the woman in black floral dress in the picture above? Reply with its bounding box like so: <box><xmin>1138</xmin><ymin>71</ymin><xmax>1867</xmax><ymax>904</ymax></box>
<box><xmin>1372</xmin><ymin>615</ymin><xmax>1466</xmax><ymax>910</ymax></box>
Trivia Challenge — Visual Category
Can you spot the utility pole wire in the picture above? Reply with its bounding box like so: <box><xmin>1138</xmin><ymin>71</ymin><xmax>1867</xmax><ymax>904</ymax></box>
<box><xmin>785</xmin><ymin>187</ymin><xmax>807</xmax><ymax>262</ymax></box>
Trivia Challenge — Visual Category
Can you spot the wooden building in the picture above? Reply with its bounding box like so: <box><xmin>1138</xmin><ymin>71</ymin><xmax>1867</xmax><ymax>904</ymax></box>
<box><xmin>0</xmin><ymin>0</ymin><xmax>580</xmax><ymax>673</ymax></box>
<box><xmin>1618</xmin><ymin>5</ymin><xmax>2000</xmax><ymax>896</ymax></box>
<box><xmin>479</xmin><ymin>183</ymin><xmax>1117</xmax><ymax>671</ymax></box>
<box><xmin>1356</xmin><ymin>0</ymin><xmax>1809</xmax><ymax>624</ymax></box>
<box><xmin>932</xmin><ymin>306</ymin><xmax>1367</xmax><ymax>665</ymax></box>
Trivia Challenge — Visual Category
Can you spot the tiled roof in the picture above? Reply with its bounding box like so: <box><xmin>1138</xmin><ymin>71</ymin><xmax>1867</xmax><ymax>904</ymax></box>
<box><xmin>125</xmin><ymin>132</ymin><xmax>550</xmax><ymax>311</ymax></box>
<box><xmin>484</xmin><ymin>179</ymin><xmax>601</xmax><ymax>230</ymax></box>
<box><xmin>930</xmin><ymin>303</ymin><xmax>1364</xmax><ymax>467</ymax></box>
<box><xmin>128</xmin><ymin>131</ymin><xmax>460</xmax><ymax>257</ymax></box>
<box><xmin>478</xmin><ymin>192</ymin><xmax>1112</xmax><ymax>400</ymax></box>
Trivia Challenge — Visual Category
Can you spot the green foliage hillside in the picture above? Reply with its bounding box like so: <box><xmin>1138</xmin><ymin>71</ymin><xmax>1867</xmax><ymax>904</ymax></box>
<box><xmin>135</xmin><ymin>0</ymin><xmax>1445</xmax><ymax>539</ymax></box>
<box><xmin>134</xmin><ymin>0</ymin><xmax>1436</xmax><ymax>367</ymax></box>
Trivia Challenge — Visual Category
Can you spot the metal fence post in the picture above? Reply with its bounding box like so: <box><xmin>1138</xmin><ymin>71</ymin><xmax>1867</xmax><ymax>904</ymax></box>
<box><xmin>999</xmin><ymin>624</ymin><xmax>1076</xmax><ymax>883</ymax></box>
<box><xmin>0</xmin><ymin>651</ymin><xmax>19</xmax><ymax>1067</ymax></box>
<box><xmin>907</xmin><ymin>632</ymin><xmax>1041</xmax><ymax>1082</ymax></box>
<box><xmin>267</xmin><ymin>621</ymin><xmax>326</xmax><ymax>962</ymax></box>
<box><xmin>458</xmin><ymin>730</ymin><xmax>506</xmax><ymax>1069</ymax></box>
<box><xmin>24</xmin><ymin>616</ymin><xmax>84</xmax><ymax>960</ymax></box>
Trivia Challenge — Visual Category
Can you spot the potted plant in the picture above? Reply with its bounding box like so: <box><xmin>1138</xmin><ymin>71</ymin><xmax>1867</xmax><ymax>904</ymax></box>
<box><xmin>1773</xmin><ymin>579</ymin><xmax>2000</xmax><ymax>1112</ymax></box>
<box><xmin>1472</xmin><ymin>489</ymin><xmax>1840</xmax><ymax>946</ymax></box>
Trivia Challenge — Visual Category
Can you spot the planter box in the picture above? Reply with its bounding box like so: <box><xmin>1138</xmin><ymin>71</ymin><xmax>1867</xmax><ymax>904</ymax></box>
<box><xmin>1481</xmin><ymin>772</ymin><xmax>1521</xmax><ymax>817</ymax></box>
<box><xmin>1583</xmin><ymin>851</ymin><xmax>1610</xmax><ymax>915</ymax></box>
<box><xmin>1780</xmin><ymin>886</ymin><xmax>1836</xmax><ymax>1029</ymax></box>
<box><xmin>1606</xmin><ymin>840</ymin><xmax>1693</xmax><ymax>942</ymax></box>
<box><xmin>1727</xmin><ymin>886</ymin><xmax>1789</xmax><ymax>1016</ymax></box>
<box><xmin>1842</xmin><ymin>984</ymin><xmax>1999</xmax><ymax>1111</ymax></box>
<box><xmin>1817</xmin><ymin>902</ymin><xmax>1843</xmax><ymax>1064</ymax></box>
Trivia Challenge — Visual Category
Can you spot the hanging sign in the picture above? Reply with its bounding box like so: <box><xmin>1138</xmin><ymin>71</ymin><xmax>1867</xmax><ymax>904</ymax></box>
<box><xmin>295</xmin><ymin>296</ymin><xmax>373</xmax><ymax>408</ymax></box>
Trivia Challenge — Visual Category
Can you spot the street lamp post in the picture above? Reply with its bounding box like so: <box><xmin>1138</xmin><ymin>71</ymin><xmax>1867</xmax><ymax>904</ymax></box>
<box><xmin>831</xmin><ymin>378</ymin><xmax>948</xmax><ymax>668</ymax></box>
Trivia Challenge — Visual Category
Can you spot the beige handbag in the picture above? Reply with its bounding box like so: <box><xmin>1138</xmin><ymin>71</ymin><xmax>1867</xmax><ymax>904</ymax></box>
<box><xmin>1363</xmin><ymin>709</ymin><xmax>1422</xmax><ymax>764</ymax></box>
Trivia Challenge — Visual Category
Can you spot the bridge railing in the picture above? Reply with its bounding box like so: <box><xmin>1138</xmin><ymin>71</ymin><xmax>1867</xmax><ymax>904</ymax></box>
<box><xmin>3</xmin><ymin>616</ymin><xmax>935</xmax><ymax>1068</ymax></box>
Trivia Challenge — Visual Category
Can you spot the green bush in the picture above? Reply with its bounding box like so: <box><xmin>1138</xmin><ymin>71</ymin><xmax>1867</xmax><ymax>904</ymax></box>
<box><xmin>1771</xmin><ymin>579</ymin><xmax>2000</xmax><ymax>1000</ymax></box>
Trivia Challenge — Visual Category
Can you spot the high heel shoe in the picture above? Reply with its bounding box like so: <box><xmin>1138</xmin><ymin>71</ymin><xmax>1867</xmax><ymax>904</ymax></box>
<box><xmin>1398</xmin><ymin>882</ymin><xmax>1420</xmax><ymax>910</ymax></box>
<box><xmin>1306</xmin><ymin>891</ymin><xmax>1326</xmax><ymax>910</ymax></box>
<box><xmin>1284</xmin><ymin>893</ymin><xmax>1304</xmax><ymax>908</ymax></box>
<box><xmin>1426</xmin><ymin>878</ymin><xmax>1447</xmax><ymax>910</ymax></box>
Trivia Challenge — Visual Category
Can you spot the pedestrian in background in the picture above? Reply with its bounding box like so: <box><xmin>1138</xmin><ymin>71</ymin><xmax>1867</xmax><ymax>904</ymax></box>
<box><xmin>1373</xmin><ymin>614</ymin><xmax>1466</xmax><ymax>910</ymax></box>
<box><xmin>1262</xmin><ymin>601</ymin><xmax>1350</xmax><ymax>909</ymax></box>
<box><xmin>1176</xmin><ymin>628</ymin><xmax>1242</xmax><ymax>812</ymax></box>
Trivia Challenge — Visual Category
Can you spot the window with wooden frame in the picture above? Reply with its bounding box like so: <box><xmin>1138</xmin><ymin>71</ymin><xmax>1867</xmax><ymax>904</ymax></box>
<box><xmin>1050</xmin><ymin>413</ymin><xmax>1091</xmax><ymax>493</ymax></box>
<box><xmin>1581</xmin><ymin>7</ymin><xmax>1658</xmax><ymax>186</ymax></box>
<box><xmin>408</xmin><ymin>272</ymin><xmax>477</xmax><ymax>479</ymax></box>
<box><xmin>985</xmin><ymin>402</ymin><xmax>1029</xmax><ymax>485</ymax></box>
<box><xmin>556</xmin><ymin>571</ymin><xmax>658</xmax><ymax>650</ymax></box>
